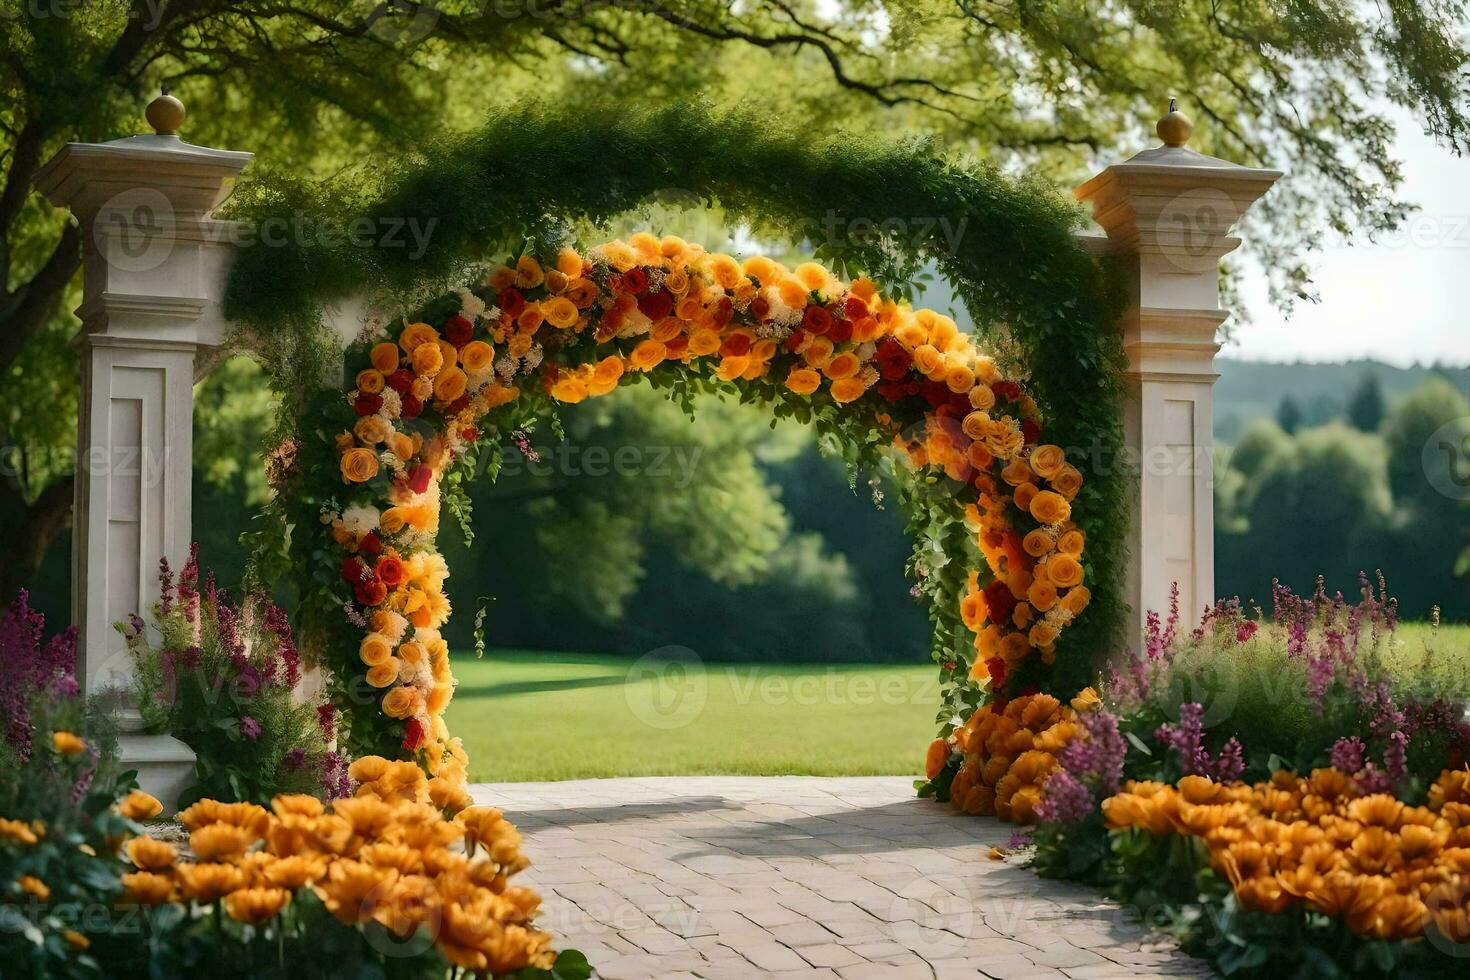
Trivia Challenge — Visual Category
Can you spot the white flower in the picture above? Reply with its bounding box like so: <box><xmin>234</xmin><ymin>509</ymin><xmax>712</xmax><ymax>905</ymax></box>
<box><xmin>523</xmin><ymin>345</ymin><xmax>544</xmax><ymax>371</ymax></box>
<box><xmin>378</xmin><ymin>389</ymin><xmax>402</xmax><ymax>419</ymax></box>
<box><xmin>456</xmin><ymin>288</ymin><xmax>486</xmax><ymax>319</ymax></box>
<box><xmin>466</xmin><ymin>368</ymin><xmax>495</xmax><ymax>393</ymax></box>
<box><xmin>859</xmin><ymin>365</ymin><xmax>880</xmax><ymax>387</ymax></box>
<box><xmin>857</xmin><ymin>341</ymin><xmax>877</xmax><ymax>361</ymax></box>
<box><xmin>341</xmin><ymin>505</ymin><xmax>381</xmax><ymax>537</ymax></box>
<box><xmin>494</xmin><ymin>356</ymin><xmax>517</xmax><ymax>381</ymax></box>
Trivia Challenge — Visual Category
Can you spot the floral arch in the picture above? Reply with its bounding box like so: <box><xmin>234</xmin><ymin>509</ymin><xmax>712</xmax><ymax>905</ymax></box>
<box><xmin>228</xmin><ymin>106</ymin><xmax>1127</xmax><ymax>804</ymax></box>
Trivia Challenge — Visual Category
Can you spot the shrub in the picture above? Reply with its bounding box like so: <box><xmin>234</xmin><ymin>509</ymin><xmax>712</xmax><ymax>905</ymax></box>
<box><xmin>123</xmin><ymin>545</ymin><xmax>349</xmax><ymax>807</ymax></box>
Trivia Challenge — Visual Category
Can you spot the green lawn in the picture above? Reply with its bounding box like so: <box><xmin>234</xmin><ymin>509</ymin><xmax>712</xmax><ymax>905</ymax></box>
<box><xmin>443</xmin><ymin>650</ymin><xmax>942</xmax><ymax>782</ymax></box>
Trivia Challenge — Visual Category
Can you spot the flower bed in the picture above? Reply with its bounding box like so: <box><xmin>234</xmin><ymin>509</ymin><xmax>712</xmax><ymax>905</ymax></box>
<box><xmin>943</xmin><ymin>578</ymin><xmax>1470</xmax><ymax>975</ymax></box>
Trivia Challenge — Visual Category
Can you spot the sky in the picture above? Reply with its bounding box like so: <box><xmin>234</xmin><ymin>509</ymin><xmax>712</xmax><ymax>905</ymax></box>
<box><xmin>1230</xmin><ymin>108</ymin><xmax>1470</xmax><ymax>367</ymax></box>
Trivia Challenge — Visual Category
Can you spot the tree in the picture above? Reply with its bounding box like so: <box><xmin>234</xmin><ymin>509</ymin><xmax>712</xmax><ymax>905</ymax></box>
<box><xmin>1347</xmin><ymin>373</ymin><xmax>1387</xmax><ymax>432</ymax></box>
<box><xmin>4</xmin><ymin>1</ymin><xmax>1469</xmax><ymax>595</ymax></box>
<box><xmin>1276</xmin><ymin>396</ymin><xmax>1304</xmax><ymax>436</ymax></box>
<box><xmin>1382</xmin><ymin>378</ymin><xmax>1470</xmax><ymax>512</ymax></box>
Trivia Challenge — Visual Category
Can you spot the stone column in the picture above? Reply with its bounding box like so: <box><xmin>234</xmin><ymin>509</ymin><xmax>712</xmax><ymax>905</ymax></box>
<box><xmin>33</xmin><ymin>92</ymin><xmax>252</xmax><ymax>807</ymax></box>
<box><xmin>1074</xmin><ymin>104</ymin><xmax>1279</xmax><ymax>644</ymax></box>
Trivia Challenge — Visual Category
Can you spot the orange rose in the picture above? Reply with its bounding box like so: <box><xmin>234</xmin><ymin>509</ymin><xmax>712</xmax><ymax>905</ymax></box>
<box><xmin>1047</xmin><ymin>554</ymin><xmax>1084</xmax><ymax>589</ymax></box>
<box><xmin>370</xmin><ymin>343</ymin><xmax>400</xmax><ymax>374</ymax></box>
<box><xmin>382</xmin><ymin>687</ymin><xmax>417</xmax><ymax>719</ymax></box>
<box><xmin>1052</xmin><ymin>464</ymin><xmax>1083</xmax><ymax>499</ymax></box>
<box><xmin>785</xmin><ymin>368</ymin><xmax>821</xmax><ymax>396</ymax></box>
<box><xmin>366</xmin><ymin>660</ymin><xmax>400</xmax><ymax>688</ymax></box>
<box><xmin>542</xmin><ymin>297</ymin><xmax>579</xmax><ymax>329</ymax></box>
<box><xmin>360</xmin><ymin>634</ymin><xmax>393</xmax><ymax>667</ymax></box>
<box><xmin>687</xmin><ymin>330</ymin><xmax>722</xmax><ymax>356</ymax></box>
<box><xmin>1058</xmin><ymin>529</ymin><xmax>1085</xmax><ymax>556</ymax></box>
<box><xmin>398</xmin><ymin>322</ymin><xmax>438</xmax><ymax>354</ymax></box>
<box><xmin>593</xmin><ymin>356</ymin><xmax>625</xmax><ymax>386</ymax></box>
<box><xmin>629</xmin><ymin>340</ymin><xmax>666</xmax><ymax>371</ymax></box>
<box><xmin>340</xmin><ymin>448</ymin><xmax>379</xmax><ymax>483</ymax></box>
<box><xmin>356</xmin><ymin>369</ymin><xmax>384</xmax><ymax>395</ymax></box>
<box><xmin>459</xmin><ymin>341</ymin><xmax>493</xmax><ymax>373</ymax></box>
<box><xmin>945</xmin><ymin>363</ymin><xmax>975</xmax><ymax>393</ymax></box>
<box><xmin>549</xmin><ymin>376</ymin><xmax>588</xmax><ymax>403</ymax></box>
<box><xmin>824</xmin><ymin>352</ymin><xmax>860</xmax><ymax>380</ymax></box>
<box><xmin>433</xmin><ymin>367</ymin><xmax>467</xmax><ymax>404</ymax></box>
<box><xmin>1029</xmin><ymin>490</ymin><xmax>1071</xmax><ymax>525</ymax></box>
<box><xmin>514</xmin><ymin>255</ymin><xmax>544</xmax><ymax>289</ymax></box>
<box><xmin>555</xmin><ymin>248</ymin><xmax>583</xmax><ymax>277</ymax></box>
<box><xmin>969</xmin><ymin>385</ymin><xmax>996</xmax><ymax>411</ymax></box>
<box><xmin>776</xmin><ymin>277</ymin><xmax>809</xmax><ymax>309</ymax></box>
<box><xmin>1060</xmin><ymin>586</ymin><xmax>1091</xmax><ymax>616</ymax></box>
<box><xmin>1030</xmin><ymin>444</ymin><xmax>1065</xmax><ymax>480</ymax></box>
<box><xmin>354</xmin><ymin>415</ymin><xmax>391</xmax><ymax>445</ymax></box>
<box><xmin>912</xmin><ymin>345</ymin><xmax>944</xmax><ymax>378</ymax></box>
<box><xmin>706</xmin><ymin>253</ymin><xmax>743</xmax><ymax>289</ymax></box>
<box><xmin>566</xmin><ymin>278</ymin><xmax>599</xmax><ymax>308</ymax></box>
<box><xmin>831</xmin><ymin>377</ymin><xmax>867</xmax><ymax>404</ymax></box>
<box><xmin>411</xmin><ymin>343</ymin><xmax>444</xmax><ymax>377</ymax></box>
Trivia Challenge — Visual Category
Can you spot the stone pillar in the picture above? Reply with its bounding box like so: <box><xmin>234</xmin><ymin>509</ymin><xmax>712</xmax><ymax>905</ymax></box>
<box><xmin>33</xmin><ymin>92</ymin><xmax>252</xmax><ymax>807</ymax></box>
<box><xmin>1074</xmin><ymin>104</ymin><xmax>1279</xmax><ymax>644</ymax></box>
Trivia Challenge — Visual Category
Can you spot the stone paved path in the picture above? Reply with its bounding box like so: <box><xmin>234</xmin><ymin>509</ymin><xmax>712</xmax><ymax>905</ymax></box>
<box><xmin>469</xmin><ymin>776</ymin><xmax>1209</xmax><ymax>980</ymax></box>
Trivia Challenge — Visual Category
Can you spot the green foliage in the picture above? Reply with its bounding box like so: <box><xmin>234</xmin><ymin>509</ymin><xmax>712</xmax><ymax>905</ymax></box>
<box><xmin>1348</xmin><ymin>373</ymin><xmax>1388</xmax><ymax>433</ymax></box>
<box><xmin>1383</xmin><ymin>378</ymin><xmax>1470</xmax><ymax>509</ymax></box>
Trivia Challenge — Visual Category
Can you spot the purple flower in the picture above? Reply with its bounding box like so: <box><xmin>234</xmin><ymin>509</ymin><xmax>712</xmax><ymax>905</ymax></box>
<box><xmin>283</xmin><ymin>747</ymin><xmax>307</xmax><ymax>772</ymax></box>
<box><xmin>318</xmin><ymin>751</ymin><xmax>352</xmax><ymax>800</ymax></box>
<box><xmin>1035</xmin><ymin>769</ymin><xmax>1095</xmax><ymax>824</ymax></box>
<box><xmin>241</xmin><ymin>716</ymin><xmax>262</xmax><ymax>741</ymax></box>
<box><xmin>1330</xmin><ymin>736</ymin><xmax>1366</xmax><ymax>774</ymax></box>
<box><xmin>1155</xmin><ymin>702</ymin><xmax>1243</xmax><ymax>781</ymax></box>
<box><xmin>1037</xmin><ymin>708</ymin><xmax>1126</xmax><ymax>825</ymax></box>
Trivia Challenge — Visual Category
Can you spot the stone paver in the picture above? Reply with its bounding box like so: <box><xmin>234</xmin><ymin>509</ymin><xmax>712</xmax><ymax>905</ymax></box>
<box><xmin>470</xmin><ymin>777</ymin><xmax>1208</xmax><ymax>979</ymax></box>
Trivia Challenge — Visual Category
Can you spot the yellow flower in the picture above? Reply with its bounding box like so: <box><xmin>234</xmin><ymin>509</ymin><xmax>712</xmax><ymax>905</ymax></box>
<box><xmin>51</xmin><ymin>731</ymin><xmax>85</xmax><ymax>756</ymax></box>
<box><xmin>1070</xmin><ymin>687</ymin><xmax>1102</xmax><ymax>714</ymax></box>
<box><xmin>340</xmin><ymin>448</ymin><xmax>379</xmax><ymax>484</ymax></box>
<box><xmin>1030</xmin><ymin>444</ymin><xmax>1065</xmax><ymax>480</ymax></box>
<box><xmin>945</xmin><ymin>363</ymin><xmax>975</xmax><ymax>393</ymax></box>
<box><xmin>1060</xmin><ymin>585</ymin><xmax>1091</xmax><ymax>616</ymax></box>
<box><xmin>120</xmin><ymin>871</ymin><xmax>174</xmax><ymax>905</ymax></box>
<box><xmin>629</xmin><ymin>340</ymin><xmax>667</xmax><ymax>371</ymax></box>
<box><xmin>63</xmin><ymin>930</ymin><xmax>89</xmax><ymax>951</ymax></box>
<box><xmin>116</xmin><ymin>791</ymin><xmax>163</xmax><ymax>822</ymax></box>
<box><xmin>176</xmin><ymin>862</ymin><xmax>247</xmax><ymax>902</ymax></box>
<box><xmin>126</xmin><ymin>836</ymin><xmax>176</xmax><ymax>871</ymax></box>
<box><xmin>784</xmin><ymin>368</ymin><xmax>821</xmax><ymax>396</ymax></box>
<box><xmin>549</xmin><ymin>375</ymin><xmax>588</xmax><ymax>404</ymax></box>
<box><xmin>776</xmin><ymin>277</ymin><xmax>809</xmax><ymax>309</ymax></box>
<box><xmin>824</xmin><ymin>352</ymin><xmax>860</xmax><ymax>380</ymax></box>
<box><xmin>555</xmin><ymin>248</ymin><xmax>583</xmax><ymax>278</ymax></box>
<box><xmin>190</xmin><ymin>824</ymin><xmax>255</xmax><ymax>862</ymax></box>
<box><xmin>360</xmin><ymin>633</ymin><xmax>394</xmax><ymax>668</ymax></box>
<box><xmin>225</xmin><ymin>887</ymin><xmax>291</xmax><ymax>925</ymax></box>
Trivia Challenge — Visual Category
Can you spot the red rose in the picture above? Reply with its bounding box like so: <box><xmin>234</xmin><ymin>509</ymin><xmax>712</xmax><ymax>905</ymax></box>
<box><xmin>827</xmin><ymin>318</ymin><xmax>853</xmax><ymax>343</ymax></box>
<box><xmin>386</xmin><ymin>369</ymin><xmax>413</xmax><ymax>393</ymax></box>
<box><xmin>714</xmin><ymin>297</ymin><xmax>735</xmax><ymax>325</ymax></box>
<box><xmin>876</xmin><ymin>382</ymin><xmax>912</xmax><ymax>402</ymax></box>
<box><xmin>784</xmin><ymin>329</ymin><xmax>807</xmax><ymax>353</ymax></box>
<box><xmin>637</xmin><ymin>290</ymin><xmax>673</xmax><ymax>321</ymax></box>
<box><xmin>402</xmin><ymin>718</ymin><xmax>427</xmax><ymax>752</ymax></box>
<box><xmin>400</xmin><ymin>395</ymin><xmax>422</xmax><ymax>418</ymax></box>
<box><xmin>844</xmin><ymin>297</ymin><xmax>868</xmax><ymax>320</ymax></box>
<box><xmin>622</xmin><ymin>268</ymin><xmax>648</xmax><ymax>293</ymax></box>
<box><xmin>375</xmin><ymin>555</ymin><xmax>405</xmax><ymax>588</ymax></box>
<box><xmin>982</xmin><ymin>580</ymin><xmax>1016</xmax><ymax>625</ymax></box>
<box><xmin>448</xmin><ymin>395</ymin><xmax>470</xmax><ymax>414</ymax></box>
<box><xmin>407</xmin><ymin>465</ymin><xmax>433</xmax><ymax>495</ymax></box>
<box><xmin>1021</xmin><ymin>419</ymin><xmax>1041</xmax><ymax>444</ymax></box>
<box><xmin>340</xmin><ymin>557</ymin><xmax>367</xmax><ymax>583</ymax></box>
<box><xmin>359</xmin><ymin>532</ymin><xmax>383</xmax><ymax>557</ymax></box>
<box><xmin>876</xmin><ymin>339</ymin><xmax>910</xmax><ymax>381</ymax></box>
<box><xmin>444</xmin><ymin>315</ymin><xmax>474</xmax><ymax>347</ymax></box>
<box><xmin>719</xmin><ymin>333</ymin><xmax>752</xmax><ymax>358</ymax></box>
<box><xmin>354</xmin><ymin>579</ymin><xmax>387</xmax><ymax>607</ymax></box>
<box><xmin>992</xmin><ymin>381</ymin><xmax>1022</xmax><ymax>402</ymax></box>
<box><xmin>920</xmin><ymin>381</ymin><xmax>951</xmax><ymax>407</ymax></box>
<box><xmin>498</xmin><ymin>287</ymin><xmax>525</xmax><ymax>318</ymax></box>
<box><xmin>354</xmin><ymin>393</ymin><xmax>382</xmax><ymax>417</ymax></box>
<box><xmin>985</xmin><ymin>658</ymin><xmax>1007</xmax><ymax>692</ymax></box>
<box><xmin>802</xmin><ymin>305</ymin><xmax>832</xmax><ymax>335</ymax></box>
<box><xmin>749</xmin><ymin>296</ymin><xmax>770</xmax><ymax>320</ymax></box>
<box><xmin>461</xmin><ymin>426</ymin><xmax>478</xmax><ymax>442</ymax></box>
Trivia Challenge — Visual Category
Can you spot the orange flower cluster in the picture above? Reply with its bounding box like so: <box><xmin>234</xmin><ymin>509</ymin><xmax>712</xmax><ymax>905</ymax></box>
<box><xmin>327</xmin><ymin>233</ymin><xmax>1091</xmax><ymax>780</ymax></box>
<box><xmin>114</xmin><ymin>760</ymin><xmax>554</xmax><ymax>975</ymax></box>
<box><xmin>1102</xmin><ymin>768</ymin><xmax>1470</xmax><ymax>943</ymax></box>
<box><xmin>943</xmin><ymin>692</ymin><xmax>1090</xmax><ymax>824</ymax></box>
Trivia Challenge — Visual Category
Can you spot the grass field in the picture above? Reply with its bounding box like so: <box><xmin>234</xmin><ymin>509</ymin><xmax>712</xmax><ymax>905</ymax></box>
<box><xmin>443</xmin><ymin>650</ymin><xmax>942</xmax><ymax>782</ymax></box>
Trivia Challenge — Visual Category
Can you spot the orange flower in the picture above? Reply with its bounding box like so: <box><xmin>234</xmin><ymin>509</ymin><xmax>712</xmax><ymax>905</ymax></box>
<box><xmin>370</xmin><ymin>343</ymin><xmax>400</xmax><ymax>373</ymax></box>
<box><xmin>398</xmin><ymin>322</ymin><xmax>438</xmax><ymax>354</ymax></box>
<box><xmin>629</xmin><ymin>340</ymin><xmax>667</xmax><ymax>371</ymax></box>
<box><xmin>542</xmin><ymin>297</ymin><xmax>578</xmax><ymax>329</ymax></box>
<box><xmin>433</xmin><ymin>367</ymin><xmax>467</xmax><ymax>403</ymax></box>
<box><xmin>120</xmin><ymin>871</ymin><xmax>174</xmax><ymax>905</ymax></box>
<box><xmin>176</xmin><ymin>863</ymin><xmax>247</xmax><ymax>902</ymax></box>
<box><xmin>191</xmin><ymin>824</ymin><xmax>255</xmax><ymax>862</ymax></box>
<box><xmin>126</xmin><ymin>836</ymin><xmax>177</xmax><ymax>871</ymax></box>
<box><xmin>226</xmin><ymin>887</ymin><xmax>291</xmax><ymax>925</ymax></box>
<box><xmin>785</xmin><ymin>368</ymin><xmax>821</xmax><ymax>396</ymax></box>
<box><xmin>460</xmin><ymin>340</ymin><xmax>493</xmax><ymax>373</ymax></box>
<box><xmin>340</xmin><ymin>448</ymin><xmax>379</xmax><ymax>484</ymax></box>
<box><xmin>116</xmin><ymin>791</ymin><xmax>163</xmax><ymax>822</ymax></box>
<box><xmin>1028</xmin><ymin>490</ymin><xmax>1071</xmax><ymax>525</ymax></box>
<box><xmin>51</xmin><ymin>731</ymin><xmax>85</xmax><ymax>756</ymax></box>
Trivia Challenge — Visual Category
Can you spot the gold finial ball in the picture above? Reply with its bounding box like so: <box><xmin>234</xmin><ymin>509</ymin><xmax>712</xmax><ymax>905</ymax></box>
<box><xmin>145</xmin><ymin>89</ymin><xmax>185</xmax><ymax>136</ymax></box>
<box><xmin>1157</xmin><ymin>98</ymin><xmax>1193</xmax><ymax>148</ymax></box>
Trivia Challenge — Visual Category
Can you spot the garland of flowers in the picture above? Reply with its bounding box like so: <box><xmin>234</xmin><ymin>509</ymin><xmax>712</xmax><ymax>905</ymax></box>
<box><xmin>226</xmin><ymin>104</ymin><xmax>1128</xmax><ymax>724</ymax></box>
<box><xmin>264</xmin><ymin>235</ymin><xmax>1096</xmax><ymax>778</ymax></box>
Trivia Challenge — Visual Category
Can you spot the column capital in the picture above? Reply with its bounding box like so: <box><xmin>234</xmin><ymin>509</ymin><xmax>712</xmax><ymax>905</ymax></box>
<box><xmin>34</xmin><ymin>122</ymin><xmax>251</xmax><ymax>350</ymax></box>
